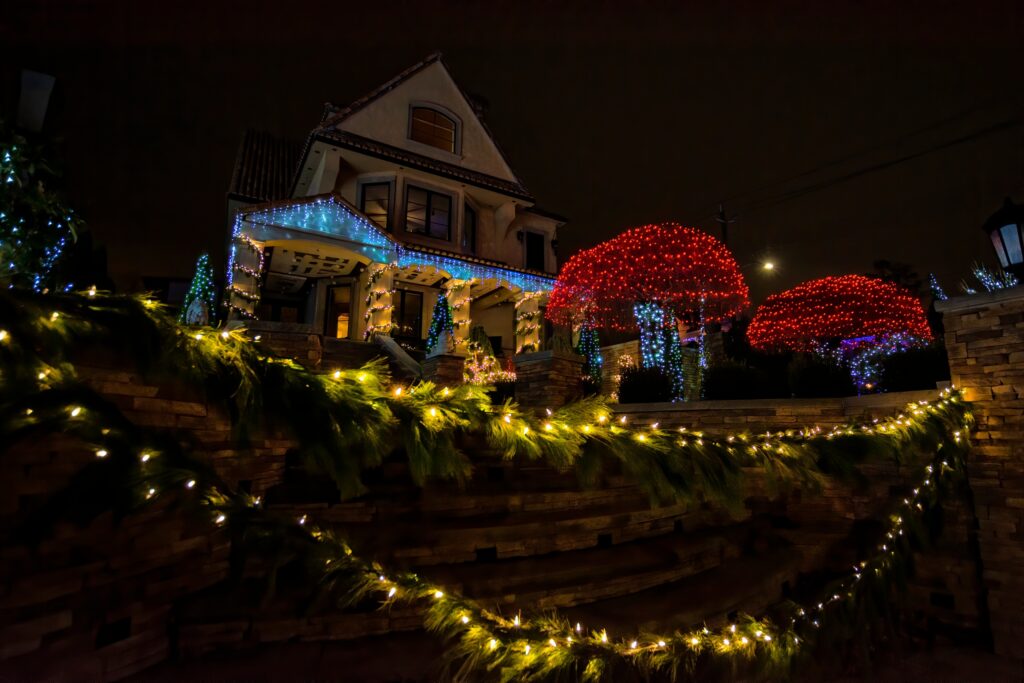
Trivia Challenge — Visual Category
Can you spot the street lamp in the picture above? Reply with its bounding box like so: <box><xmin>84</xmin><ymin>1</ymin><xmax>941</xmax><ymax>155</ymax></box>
<box><xmin>983</xmin><ymin>197</ymin><xmax>1024</xmax><ymax>278</ymax></box>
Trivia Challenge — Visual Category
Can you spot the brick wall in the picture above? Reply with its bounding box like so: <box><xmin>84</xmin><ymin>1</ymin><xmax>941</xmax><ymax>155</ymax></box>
<box><xmin>939</xmin><ymin>288</ymin><xmax>1024</xmax><ymax>658</ymax></box>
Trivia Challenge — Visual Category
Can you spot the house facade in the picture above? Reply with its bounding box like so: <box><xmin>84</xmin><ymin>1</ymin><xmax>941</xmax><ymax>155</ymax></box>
<box><xmin>224</xmin><ymin>53</ymin><xmax>563</xmax><ymax>359</ymax></box>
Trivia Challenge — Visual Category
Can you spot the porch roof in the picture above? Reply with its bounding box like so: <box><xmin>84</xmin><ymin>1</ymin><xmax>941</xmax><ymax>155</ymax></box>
<box><xmin>237</xmin><ymin>194</ymin><xmax>556</xmax><ymax>293</ymax></box>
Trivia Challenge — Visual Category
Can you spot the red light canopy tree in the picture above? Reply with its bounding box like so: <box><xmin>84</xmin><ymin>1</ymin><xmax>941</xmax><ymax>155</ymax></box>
<box><xmin>747</xmin><ymin>274</ymin><xmax>932</xmax><ymax>391</ymax></box>
<box><xmin>547</xmin><ymin>223</ymin><xmax>750</xmax><ymax>400</ymax></box>
<box><xmin>547</xmin><ymin>223</ymin><xmax>750</xmax><ymax>331</ymax></box>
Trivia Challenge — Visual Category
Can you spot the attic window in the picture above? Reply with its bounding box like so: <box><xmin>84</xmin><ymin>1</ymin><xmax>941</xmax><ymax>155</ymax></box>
<box><xmin>410</xmin><ymin>107</ymin><xmax>456</xmax><ymax>153</ymax></box>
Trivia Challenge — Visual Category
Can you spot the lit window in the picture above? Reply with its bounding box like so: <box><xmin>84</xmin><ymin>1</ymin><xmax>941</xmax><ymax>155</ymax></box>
<box><xmin>410</xmin><ymin>107</ymin><xmax>456</xmax><ymax>153</ymax></box>
<box><xmin>406</xmin><ymin>185</ymin><xmax>452</xmax><ymax>241</ymax></box>
<box><xmin>360</xmin><ymin>182</ymin><xmax>391</xmax><ymax>230</ymax></box>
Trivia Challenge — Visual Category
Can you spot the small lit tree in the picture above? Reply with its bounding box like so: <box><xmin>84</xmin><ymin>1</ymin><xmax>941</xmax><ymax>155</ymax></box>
<box><xmin>574</xmin><ymin>322</ymin><xmax>602</xmax><ymax>386</ymax></box>
<box><xmin>179</xmin><ymin>253</ymin><xmax>217</xmax><ymax>325</ymax></box>
<box><xmin>426</xmin><ymin>291</ymin><xmax>455</xmax><ymax>356</ymax></box>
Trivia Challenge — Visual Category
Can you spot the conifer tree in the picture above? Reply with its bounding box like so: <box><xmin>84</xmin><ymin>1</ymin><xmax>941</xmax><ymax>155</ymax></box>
<box><xmin>179</xmin><ymin>253</ymin><xmax>216</xmax><ymax>325</ymax></box>
<box><xmin>426</xmin><ymin>290</ymin><xmax>455</xmax><ymax>355</ymax></box>
<box><xmin>0</xmin><ymin>125</ymin><xmax>81</xmax><ymax>292</ymax></box>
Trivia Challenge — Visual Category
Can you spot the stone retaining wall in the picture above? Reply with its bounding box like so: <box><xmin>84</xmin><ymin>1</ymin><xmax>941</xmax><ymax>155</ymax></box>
<box><xmin>0</xmin><ymin>368</ymin><xmax>291</xmax><ymax>682</ymax></box>
<box><xmin>613</xmin><ymin>389</ymin><xmax>940</xmax><ymax>433</ymax></box>
<box><xmin>939</xmin><ymin>287</ymin><xmax>1024</xmax><ymax>658</ymax></box>
<box><xmin>0</xmin><ymin>364</ymin><xmax>986</xmax><ymax>679</ymax></box>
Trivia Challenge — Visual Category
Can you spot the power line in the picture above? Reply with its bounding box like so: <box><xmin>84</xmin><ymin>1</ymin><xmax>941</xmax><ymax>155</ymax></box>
<box><xmin>690</xmin><ymin>96</ymin><xmax>1024</xmax><ymax>221</ymax></box>
<box><xmin>745</xmin><ymin>115</ymin><xmax>1024</xmax><ymax>213</ymax></box>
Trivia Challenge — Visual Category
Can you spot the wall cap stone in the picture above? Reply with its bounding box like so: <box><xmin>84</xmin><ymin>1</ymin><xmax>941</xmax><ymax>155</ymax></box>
<box><xmin>935</xmin><ymin>286</ymin><xmax>1024</xmax><ymax>314</ymax></box>
<box><xmin>514</xmin><ymin>350</ymin><xmax>584</xmax><ymax>364</ymax></box>
<box><xmin>614</xmin><ymin>388</ymin><xmax>940</xmax><ymax>414</ymax></box>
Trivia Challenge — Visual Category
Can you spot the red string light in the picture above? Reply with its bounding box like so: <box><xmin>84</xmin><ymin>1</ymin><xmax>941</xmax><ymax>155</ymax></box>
<box><xmin>747</xmin><ymin>274</ymin><xmax>932</xmax><ymax>351</ymax></box>
<box><xmin>546</xmin><ymin>223</ymin><xmax>750</xmax><ymax>331</ymax></box>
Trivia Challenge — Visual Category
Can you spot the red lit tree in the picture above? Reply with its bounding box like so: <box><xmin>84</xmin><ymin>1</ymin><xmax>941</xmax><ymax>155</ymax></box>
<box><xmin>747</xmin><ymin>274</ymin><xmax>932</xmax><ymax>391</ymax></box>
<box><xmin>547</xmin><ymin>223</ymin><xmax>749</xmax><ymax>400</ymax></box>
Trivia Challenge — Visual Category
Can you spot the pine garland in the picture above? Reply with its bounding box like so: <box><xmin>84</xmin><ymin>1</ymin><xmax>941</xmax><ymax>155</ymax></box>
<box><xmin>0</xmin><ymin>288</ymin><xmax>977</xmax><ymax>681</ymax></box>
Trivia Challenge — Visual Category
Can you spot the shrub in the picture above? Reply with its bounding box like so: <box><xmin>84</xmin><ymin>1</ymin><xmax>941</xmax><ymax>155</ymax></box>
<box><xmin>702</xmin><ymin>360</ymin><xmax>788</xmax><ymax>400</ymax></box>
<box><xmin>617</xmin><ymin>364</ymin><xmax>673</xmax><ymax>403</ymax></box>
<box><xmin>488</xmin><ymin>380</ymin><xmax>516</xmax><ymax>404</ymax></box>
<box><xmin>880</xmin><ymin>344</ymin><xmax>951</xmax><ymax>392</ymax></box>
<box><xmin>788</xmin><ymin>353</ymin><xmax>855</xmax><ymax>398</ymax></box>
<box><xmin>580</xmin><ymin>375</ymin><xmax>602</xmax><ymax>397</ymax></box>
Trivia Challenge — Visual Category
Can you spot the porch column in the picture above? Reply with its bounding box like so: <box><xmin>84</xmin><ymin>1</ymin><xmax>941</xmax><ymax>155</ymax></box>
<box><xmin>443</xmin><ymin>278</ymin><xmax>474</xmax><ymax>355</ymax></box>
<box><xmin>514</xmin><ymin>291</ymin><xmax>544</xmax><ymax>353</ymax></box>
<box><xmin>362</xmin><ymin>263</ymin><xmax>394</xmax><ymax>339</ymax></box>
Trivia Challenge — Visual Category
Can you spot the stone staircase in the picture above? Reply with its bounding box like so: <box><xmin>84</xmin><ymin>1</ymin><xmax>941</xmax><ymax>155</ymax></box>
<box><xmin>171</xmin><ymin>450</ymin><xmax>884</xmax><ymax>664</ymax></box>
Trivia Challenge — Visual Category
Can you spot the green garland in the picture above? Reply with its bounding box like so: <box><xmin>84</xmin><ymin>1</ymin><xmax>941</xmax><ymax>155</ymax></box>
<box><xmin>0</xmin><ymin>288</ymin><xmax>975</xmax><ymax>681</ymax></box>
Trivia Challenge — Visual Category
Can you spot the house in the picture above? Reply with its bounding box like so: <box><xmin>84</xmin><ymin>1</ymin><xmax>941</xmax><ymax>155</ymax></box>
<box><xmin>224</xmin><ymin>53</ymin><xmax>564</xmax><ymax>362</ymax></box>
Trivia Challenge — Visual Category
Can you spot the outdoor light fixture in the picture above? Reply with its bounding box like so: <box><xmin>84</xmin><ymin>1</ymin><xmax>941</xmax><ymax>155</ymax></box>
<box><xmin>983</xmin><ymin>197</ymin><xmax>1024</xmax><ymax>278</ymax></box>
<box><xmin>762</xmin><ymin>261</ymin><xmax>775</xmax><ymax>272</ymax></box>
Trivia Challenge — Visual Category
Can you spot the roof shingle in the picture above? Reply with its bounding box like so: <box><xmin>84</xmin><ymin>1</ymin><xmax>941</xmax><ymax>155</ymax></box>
<box><xmin>228</xmin><ymin>131</ymin><xmax>302</xmax><ymax>203</ymax></box>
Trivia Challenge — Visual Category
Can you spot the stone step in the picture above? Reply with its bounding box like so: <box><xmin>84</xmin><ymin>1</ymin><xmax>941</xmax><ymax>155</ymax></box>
<box><xmin>418</xmin><ymin>524</ymin><xmax>747</xmax><ymax>611</ymax></box>
<box><xmin>560</xmin><ymin>541</ymin><xmax>803</xmax><ymax>636</ymax></box>
<box><xmin>294</xmin><ymin>499</ymin><xmax>740</xmax><ymax>568</ymax></box>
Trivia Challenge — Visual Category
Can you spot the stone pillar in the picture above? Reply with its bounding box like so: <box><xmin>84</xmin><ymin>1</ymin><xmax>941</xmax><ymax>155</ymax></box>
<box><xmin>513</xmin><ymin>349</ymin><xmax>584</xmax><ymax>408</ymax></box>
<box><xmin>443</xmin><ymin>279</ymin><xmax>473</xmax><ymax>355</ymax></box>
<box><xmin>514</xmin><ymin>291</ymin><xmax>544</xmax><ymax>353</ymax></box>
<box><xmin>938</xmin><ymin>288</ymin><xmax>1024</xmax><ymax>659</ymax></box>
<box><xmin>362</xmin><ymin>264</ymin><xmax>394</xmax><ymax>340</ymax></box>
<box><xmin>422</xmin><ymin>354</ymin><xmax>465</xmax><ymax>387</ymax></box>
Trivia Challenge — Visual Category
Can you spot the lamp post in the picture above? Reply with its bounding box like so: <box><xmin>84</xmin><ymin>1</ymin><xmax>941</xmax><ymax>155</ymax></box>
<box><xmin>983</xmin><ymin>197</ymin><xmax>1024</xmax><ymax>278</ymax></box>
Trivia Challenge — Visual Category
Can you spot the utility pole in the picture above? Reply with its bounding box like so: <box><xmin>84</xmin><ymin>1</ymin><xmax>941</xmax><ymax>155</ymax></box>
<box><xmin>715</xmin><ymin>203</ymin><xmax>738</xmax><ymax>246</ymax></box>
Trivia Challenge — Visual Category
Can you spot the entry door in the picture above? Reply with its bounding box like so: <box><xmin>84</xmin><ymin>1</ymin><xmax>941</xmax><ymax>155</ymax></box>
<box><xmin>325</xmin><ymin>284</ymin><xmax>353</xmax><ymax>339</ymax></box>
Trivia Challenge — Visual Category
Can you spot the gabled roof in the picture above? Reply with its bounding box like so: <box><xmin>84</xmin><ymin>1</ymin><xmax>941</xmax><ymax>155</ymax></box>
<box><xmin>310</xmin><ymin>128</ymin><xmax>533</xmax><ymax>201</ymax></box>
<box><xmin>228</xmin><ymin>131</ymin><xmax>302</xmax><ymax>203</ymax></box>
<box><xmin>319</xmin><ymin>52</ymin><xmax>446</xmax><ymax>129</ymax></box>
<box><xmin>308</xmin><ymin>52</ymin><xmax>531</xmax><ymax>201</ymax></box>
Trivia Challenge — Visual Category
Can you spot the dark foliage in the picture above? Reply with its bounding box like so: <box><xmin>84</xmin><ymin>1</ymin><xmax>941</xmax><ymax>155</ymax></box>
<box><xmin>702</xmin><ymin>360</ymin><xmax>789</xmax><ymax>400</ymax></box>
<box><xmin>487</xmin><ymin>380</ymin><xmax>516</xmax><ymax>403</ymax></box>
<box><xmin>580</xmin><ymin>375</ymin><xmax>602</xmax><ymax>397</ymax></box>
<box><xmin>880</xmin><ymin>344</ymin><xmax>951</xmax><ymax>392</ymax></box>
<box><xmin>617</xmin><ymin>364</ymin><xmax>673</xmax><ymax>403</ymax></box>
<box><xmin>788</xmin><ymin>353</ymin><xmax>857</xmax><ymax>398</ymax></box>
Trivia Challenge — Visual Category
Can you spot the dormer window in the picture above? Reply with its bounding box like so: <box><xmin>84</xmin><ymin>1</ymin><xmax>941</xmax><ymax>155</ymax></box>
<box><xmin>409</xmin><ymin>106</ymin><xmax>457</xmax><ymax>153</ymax></box>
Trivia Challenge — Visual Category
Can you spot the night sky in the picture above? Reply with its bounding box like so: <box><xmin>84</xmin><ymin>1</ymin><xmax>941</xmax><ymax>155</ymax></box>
<box><xmin>4</xmin><ymin>1</ymin><xmax>1024</xmax><ymax>303</ymax></box>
